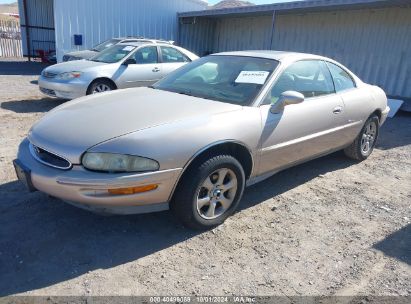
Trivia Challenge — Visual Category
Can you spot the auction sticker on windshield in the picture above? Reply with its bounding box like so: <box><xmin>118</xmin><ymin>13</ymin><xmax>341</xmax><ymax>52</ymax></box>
<box><xmin>235</xmin><ymin>71</ymin><xmax>269</xmax><ymax>85</ymax></box>
<box><xmin>123</xmin><ymin>46</ymin><xmax>135</xmax><ymax>51</ymax></box>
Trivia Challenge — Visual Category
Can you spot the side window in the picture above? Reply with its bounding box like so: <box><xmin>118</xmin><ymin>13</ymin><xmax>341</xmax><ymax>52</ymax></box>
<box><xmin>326</xmin><ymin>62</ymin><xmax>356</xmax><ymax>92</ymax></box>
<box><xmin>133</xmin><ymin>46</ymin><xmax>158</xmax><ymax>64</ymax></box>
<box><xmin>161</xmin><ymin>46</ymin><xmax>190</xmax><ymax>63</ymax></box>
<box><xmin>263</xmin><ymin>60</ymin><xmax>335</xmax><ymax>105</ymax></box>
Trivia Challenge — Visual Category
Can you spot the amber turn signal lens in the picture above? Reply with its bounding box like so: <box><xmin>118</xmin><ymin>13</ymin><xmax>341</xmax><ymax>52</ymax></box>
<box><xmin>108</xmin><ymin>184</ymin><xmax>158</xmax><ymax>195</ymax></box>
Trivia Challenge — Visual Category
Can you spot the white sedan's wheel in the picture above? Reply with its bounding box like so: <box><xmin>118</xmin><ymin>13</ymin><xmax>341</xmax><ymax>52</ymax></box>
<box><xmin>92</xmin><ymin>83</ymin><xmax>112</xmax><ymax>94</ymax></box>
<box><xmin>87</xmin><ymin>79</ymin><xmax>115</xmax><ymax>95</ymax></box>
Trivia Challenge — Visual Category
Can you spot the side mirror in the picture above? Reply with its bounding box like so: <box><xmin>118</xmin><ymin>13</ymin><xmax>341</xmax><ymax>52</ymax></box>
<box><xmin>279</xmin><ymin>91</ymin><xmax>304</xmax><ymax>105</ymax></box>
<box><xmin>123</xmin><ymin>58</ymin><xmax>136</xmax><ymax>65</ymax></box>
<box><xmin>270</xmin><ymin>91</ymin><xmax>304</xmax><ymax>114</ymax></box>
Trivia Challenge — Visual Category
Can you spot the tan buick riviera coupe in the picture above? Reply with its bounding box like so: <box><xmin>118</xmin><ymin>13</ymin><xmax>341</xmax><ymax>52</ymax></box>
<box><xmin>14</xmin><ymin>51</ymin><xmax>389</xmax><ymax>229</ymax></box>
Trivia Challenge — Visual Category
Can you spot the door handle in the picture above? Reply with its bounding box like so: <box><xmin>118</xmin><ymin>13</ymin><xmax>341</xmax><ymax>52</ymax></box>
<box><xmin>152</xmin><ymin>67</ymin><xmax>160</xmax><ymax>72</ymax></box>
<box><xmin>333</xmin><ymin>106</ymin><xmax>343</xmax><ymax>114</ymax></box>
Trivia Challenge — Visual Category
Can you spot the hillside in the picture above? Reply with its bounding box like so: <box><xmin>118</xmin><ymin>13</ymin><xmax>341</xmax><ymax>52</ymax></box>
<box><xmin>0</xmin><ymin>2</ymin><xmax>19</xmax><ymax>22</ymax></box>
<box><xmin>211</xmin><ymin>0</ymin><xmax>254</xmax><ymax>9</ymax></box>
<box><xmin>0</xmin><ymin>2</ymin><xmax>18</xmax><ymax>14</ymax></box>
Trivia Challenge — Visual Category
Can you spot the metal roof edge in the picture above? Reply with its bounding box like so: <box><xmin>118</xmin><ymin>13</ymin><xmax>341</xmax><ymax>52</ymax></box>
<box><xmin>178</xmin><ymin>0</ymin><xmax>410</xmax><ymax>18</ymax></box>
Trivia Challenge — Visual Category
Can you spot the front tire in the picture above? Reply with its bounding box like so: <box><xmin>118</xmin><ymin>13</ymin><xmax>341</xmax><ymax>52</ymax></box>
<box><xmin>87</xmin><ymin>79</ymin><xmax>115</xmax><ymax>95</ymax></box>
<box><xmin>171</xmin><ymin>155</ymin><xmax>245</xmax><ymax>230</ymax></box>
<box><xmin>344</xmin><ymin>115</ymin><xmax>379</xmax><ymax>161</ymax></box>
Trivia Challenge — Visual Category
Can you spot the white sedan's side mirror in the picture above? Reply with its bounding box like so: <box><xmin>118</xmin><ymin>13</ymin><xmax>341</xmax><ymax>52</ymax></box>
<box><xmin>123</xmin><ymin>58</ymin><xmax>137</xmax><ymax>65</ymax></box>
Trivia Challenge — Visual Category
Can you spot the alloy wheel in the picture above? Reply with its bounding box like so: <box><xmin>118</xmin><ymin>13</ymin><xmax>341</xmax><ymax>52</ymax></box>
<box><xmin>361</xmin><ymin>121</ymin><xmax>377</xmax><ymax>155</ymax></box>
<box><xmin>93</xmin><ymin>84</ymin><xmax>112</xmax><ymax>94</ymax></box>
<box><xmin>196</xmin><ymin>168</ymin><xmax>238</xmax><ymax>220</ymax></box>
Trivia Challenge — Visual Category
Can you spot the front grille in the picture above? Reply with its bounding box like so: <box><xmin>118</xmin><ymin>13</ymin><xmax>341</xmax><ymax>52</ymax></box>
<box><xmin>63</xmin><ymin>55</ymin><xmax>80</xmax><ymax>62</ymax></box>
<box><xmin>40</xmin><ymin>87</ymin><xmax>56</xmax><ymax>96</ymax></box>
<box><xmin>29</xmin><ymin>143</ymin><xmax>72</xmax><ymax>170</ymax></box>
<box><xmin>42</xmin><ymin>71</ymin><xmax>57</xmax><ymax>78</ymax></box>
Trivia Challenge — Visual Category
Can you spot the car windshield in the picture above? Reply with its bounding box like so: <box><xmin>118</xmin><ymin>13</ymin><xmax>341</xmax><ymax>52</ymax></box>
<box><xmin>152</xmin><ymin>55</ymin><xmax>279</xmax><ymax>106</ymax></box>
<box><xmin>92</xmin><ymin>38</ymin><xmax>121</xmax><ymax>52</ymax></box>
<box><xmin>89</xmin><ymin>44</ymin><xmax>136</xmax><ymax>63</ymax></box>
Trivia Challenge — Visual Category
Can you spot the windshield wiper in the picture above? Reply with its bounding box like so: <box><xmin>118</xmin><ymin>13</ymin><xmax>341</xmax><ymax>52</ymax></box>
<box><xmin>176</xmin><ymin>90</ymin><xmax>192</xmax><ymax>96</ymax></box>
<box><xmin>166</xmin><ymin>88</ymin><xmax>193</xmax><ymax>96</ymax></box>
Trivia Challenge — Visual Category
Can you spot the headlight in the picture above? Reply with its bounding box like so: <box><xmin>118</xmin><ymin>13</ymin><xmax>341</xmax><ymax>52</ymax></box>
<box><xmin>57</xmin><ymin>71</ymin><xmax>82</xmax><ymax>80</ymax></box>
<box><xmin>82</xmin><ymin>152</ymin><xmax>159</xmax><ymax>173</ymax></box>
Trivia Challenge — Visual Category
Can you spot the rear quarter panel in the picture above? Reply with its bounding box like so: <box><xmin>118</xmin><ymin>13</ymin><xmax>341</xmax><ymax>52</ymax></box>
<box><xmin>339</xmin><ymin>84</ymin><xmax>387</xmax><ymax>138</ymax></box>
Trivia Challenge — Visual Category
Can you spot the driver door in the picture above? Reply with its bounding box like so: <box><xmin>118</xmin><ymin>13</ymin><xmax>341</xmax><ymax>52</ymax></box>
<box><xmin>115</xmin><ymin>46</ymin><xmax>162</xmax><ymax>89</ymax></box>
<box><xmin>258</xmin><ymin>60</ymin><xmax>347</xmax><ymax>175</ymax></box>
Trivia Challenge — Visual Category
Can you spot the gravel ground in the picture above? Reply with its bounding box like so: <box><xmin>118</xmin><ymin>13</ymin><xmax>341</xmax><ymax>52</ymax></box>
<box><xmin>0</xmin><ymin>59</ymin><xmax>410</xmax><ymax>297</ymax></box>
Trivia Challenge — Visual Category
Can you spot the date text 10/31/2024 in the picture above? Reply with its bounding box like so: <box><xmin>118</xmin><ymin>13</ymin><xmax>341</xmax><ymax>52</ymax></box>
<box><xmin>149</xmin><ymin>296</ymin><xmax>256</xmax><ymax>303</ymax></box>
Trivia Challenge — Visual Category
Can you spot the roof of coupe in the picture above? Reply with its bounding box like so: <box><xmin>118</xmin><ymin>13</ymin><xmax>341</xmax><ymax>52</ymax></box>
<box><xmin>214</xmin><ymin>50</ymin><xmax>327</xmax><ymax>61</ymax></box>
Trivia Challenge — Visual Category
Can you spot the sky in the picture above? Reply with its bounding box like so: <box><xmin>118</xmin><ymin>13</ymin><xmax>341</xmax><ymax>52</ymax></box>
<box><xmin>207</xmin><ymin>0</ymin><xmax>297</xmax><ymax>4</ymax></box>
<box><xmin>0</xmin><ymin>0</ymin><xmax>301</xmax><ymax>5</ymax></box>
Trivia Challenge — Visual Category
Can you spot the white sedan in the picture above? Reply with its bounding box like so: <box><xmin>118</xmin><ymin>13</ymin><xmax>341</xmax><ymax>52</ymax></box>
<box><xmin>38</xmin><ymin>41</ymin><xmax>198</xmax><ymax>99</ymax></box>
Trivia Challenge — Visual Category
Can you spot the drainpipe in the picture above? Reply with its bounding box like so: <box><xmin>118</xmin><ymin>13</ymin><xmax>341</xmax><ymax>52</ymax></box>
<box><xmin>269</xmin><ymin>10</ymin><xmax>276</xmax><ymax>50</ymax></box>
<box><xmin>22</xmin><ymin>0</ymin><xmax>31</xmax><ymax>61</ymax></box>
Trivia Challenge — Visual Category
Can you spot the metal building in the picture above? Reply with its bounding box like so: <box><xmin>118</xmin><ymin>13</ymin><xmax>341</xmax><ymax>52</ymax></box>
<box><xmin>18</xmin><ymin>0</ymin><xmax>207</xmax><ymax>62</ymax></box>
<box><xmin>178</xmin><ymin>0</ymin><xmax>411</xmax><ymax>101</ymax></box>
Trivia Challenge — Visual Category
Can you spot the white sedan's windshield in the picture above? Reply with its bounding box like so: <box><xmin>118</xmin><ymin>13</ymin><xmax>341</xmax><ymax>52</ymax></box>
<box><xmin>153</xmin><ymin>55</ymin><xmax>279</xmax><ymax>106</ymax></box>
<box><xmin>92</xmin><ymin>38</ymin><xmax>121</xmax><ymax>52</ymax></box>
<box><xmin>89</xmin><ymin>45</ymin><xmax>136</xmax><ymax>63</ymax></box>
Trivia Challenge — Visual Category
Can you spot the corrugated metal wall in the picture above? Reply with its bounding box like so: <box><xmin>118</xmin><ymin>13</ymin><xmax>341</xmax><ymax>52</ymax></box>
<box><xmin>18</xmin><ymin>0</ymin><xmax>55</xmax><ymax>57</ymax></box>
<box><xmin>179</xmin><ymin>5</ymin><xmax>411</xmax><ymax>99</ymax></box>
<box><xmin>53</xmin><ymin>0</ymin><xmax>207</xmax><ymax>62</ymax></box>
<box><xmin>214</xmin><ymin>15</ymin><xmax>273</xmax><ymax>52</ymax></box>
<box><xmin>272</xmin><ymin>7</ymin><xmax>411</xmax><ymax>98</ymax></box>
<box><xmin>179</xmin><ymin>17</ymin><xmax>217</xmax><ymax>55</ymax></box>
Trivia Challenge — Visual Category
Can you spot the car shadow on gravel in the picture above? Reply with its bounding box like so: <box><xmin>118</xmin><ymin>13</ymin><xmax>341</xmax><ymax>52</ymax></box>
<box><xmin>1</xmin><ymin>98</ymin><xmax>65</xmax><ymax>113</ymax></box>
<box><xmin>0</xmin><ymin>113</ymin><xmax>408</xmax><ymax>296</ymax></box>
<box><xmin>0</xmin><ymin>151</ymin><xmax>357</xmax><ymax>296</ymax></box>
<box><xmin>238</xmin><ymin>151</ymin><xmax>356</xmax><ymax>212</ymax></box>
<box><xmin>0</xmin><ymin>61</ymin><xmax>48</xmax><ymax>76</ymax></box>
<box><xmin>373</xmin><ymin>224</ymin><xmax>411</xmax><ymax>266</ymax></box>
<box><xmin>0</xmin><ymin>181</ymin><xmax>199</xmax><ymax>296</ymax></box>
<box><xmin>376</xmin><ymin>111</ymin><xmax>411</xmax><ymax>150</ymax></box>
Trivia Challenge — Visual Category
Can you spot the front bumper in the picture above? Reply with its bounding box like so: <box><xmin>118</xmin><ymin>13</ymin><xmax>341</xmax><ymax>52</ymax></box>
<box><xmin>38</xmin><ymin>75</ymin><xmax>88</xmax><ymax>99</ymax></box>
<box><xmin>380</xmin><ymin>105</ymin><xmax>390</xmax><ymax>125</ymax></box>
<box><xmin>16</xmin><ymin>139</ymin><xmax>182</xmax><ymax>214</ymax></box>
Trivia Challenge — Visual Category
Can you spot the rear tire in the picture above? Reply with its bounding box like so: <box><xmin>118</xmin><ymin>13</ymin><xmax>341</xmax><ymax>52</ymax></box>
<box><xmin>87</xmin><ymin>79</ymin><xmax>116</xmax><ymax>95</ymax></box>
<box><xmin>171</xmin><ymin>155</ymin><xmax>245</xmax><ymax>230</ymax></box>
<box><xmin>344</xmin><ymin>115</ymin><xmax>379</xmax><ymax>161</ymax></box>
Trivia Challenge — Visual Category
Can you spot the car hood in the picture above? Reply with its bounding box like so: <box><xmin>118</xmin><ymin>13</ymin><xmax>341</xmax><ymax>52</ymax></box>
<box><xmin>65</xmin><ymin>50</ymin><xmax>98</xmax><ymax>60</ymax></box>
<box><xmin>43</xmin><ymin>59</ymin><xmax>106</xmax><ymax>74</ymax></box>
<box><xmin>28</xmin><ymin>87</ymin><xmax>242</xmax><ymax>164</ymax></box>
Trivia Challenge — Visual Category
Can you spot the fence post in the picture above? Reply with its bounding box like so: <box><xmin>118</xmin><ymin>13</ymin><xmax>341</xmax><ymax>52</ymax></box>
<box><xmin>22</xmin><ymin>0</ymin><xmax>31</xmax><ymax>61</ymax></box>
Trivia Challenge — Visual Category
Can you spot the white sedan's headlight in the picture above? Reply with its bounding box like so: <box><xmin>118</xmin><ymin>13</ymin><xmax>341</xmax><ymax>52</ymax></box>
<box><xmin>57</xmin><ymin>71</ymin><xmax>82</xmax><ymax>80</ymax></box>
<box><xmin>82</xmin><ymin>152</ymin><xmax>159</xmax><ymax>173</ymax></box>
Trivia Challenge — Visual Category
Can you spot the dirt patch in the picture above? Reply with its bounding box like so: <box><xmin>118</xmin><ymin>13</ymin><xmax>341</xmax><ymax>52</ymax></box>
<box><xmin>0</xmin><ymin>60</ymin><xmax>410</xmax><ymax>297</ymax></box>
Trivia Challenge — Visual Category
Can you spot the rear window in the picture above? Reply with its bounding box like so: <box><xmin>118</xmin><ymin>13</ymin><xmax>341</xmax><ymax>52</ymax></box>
<box><xmin>326</xmin><ymin>62</ymin><xmax>356</xmax><ymax>92</ymax></box>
